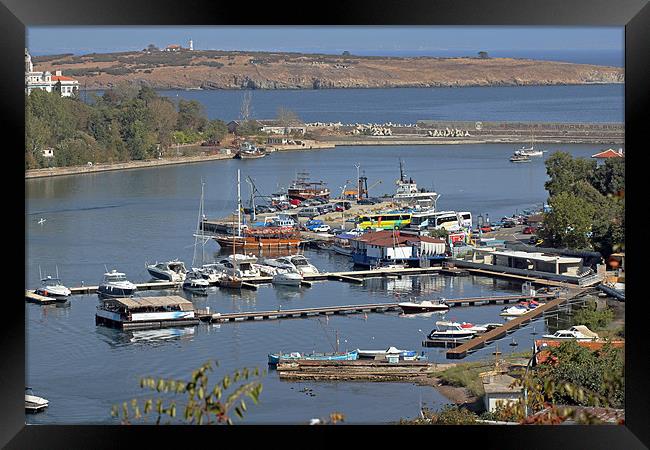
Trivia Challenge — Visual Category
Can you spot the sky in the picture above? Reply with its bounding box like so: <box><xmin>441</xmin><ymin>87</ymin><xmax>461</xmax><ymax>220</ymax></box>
<box><xmin>27</xmin><ymin>26</ymin><xmax>624</xmax><ymax>56</ymax></box>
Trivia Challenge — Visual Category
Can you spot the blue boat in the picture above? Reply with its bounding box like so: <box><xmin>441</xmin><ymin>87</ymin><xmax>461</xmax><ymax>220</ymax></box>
<box><xmin>268</xmin><ymin>350</ymin><xmax>359</xmax><ymax>366</ymax></box>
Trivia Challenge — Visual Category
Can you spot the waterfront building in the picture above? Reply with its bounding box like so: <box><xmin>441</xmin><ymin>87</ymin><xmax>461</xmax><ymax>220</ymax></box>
<box><xmin>164</xmin><ymin>44</ymin><xmax>182</xmax><ymax>52</ymax></box>
<box><xmin>25</xmin><ymin>49</ymin><xmax>79</xmax><ymax>97</ymax></box>
<box><xmin>349</xmin><ymin>230</ymin><xmax>446</xmax><ymax>267</ymax></box>
<box><xmin>481</xmin><ymin>373</ymin><xmax>523</xmax><ymax>413</ymax></box>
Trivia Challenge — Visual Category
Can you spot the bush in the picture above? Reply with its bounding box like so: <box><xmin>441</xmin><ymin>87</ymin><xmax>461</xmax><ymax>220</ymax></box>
<box><xmin>432</xmin><ymin>405</ymin><xmax>478</xmax><ymax>424</ymax></box>
<box><xmin>573</xmin><ymin>301</ymin><xmax>614</xmax><ymax>331</ymax></box>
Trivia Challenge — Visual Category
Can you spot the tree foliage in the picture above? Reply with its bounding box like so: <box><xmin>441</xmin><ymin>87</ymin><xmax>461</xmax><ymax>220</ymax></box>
<box><xmin>111</xmin><ymin>360</ymin><xmax>264</xmax><ymax>425</ymax></box>
<box><xmin>540</xmin><ymin>152</ymin><xmax>624</xmax><ymax>256</ymax></box>
<box><xmin>25</xmin><ymin>84</ymin><xmax>216</xmax><ymax>169</ymax></box>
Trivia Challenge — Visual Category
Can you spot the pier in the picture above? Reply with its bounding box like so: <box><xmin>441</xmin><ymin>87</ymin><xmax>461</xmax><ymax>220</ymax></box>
<box><xmin>275</xmin><ymin>359</ymin><xmax>445</xmax><ymax>382</ymax></box>
<box><xmin>196</xmin><ymin>302</ymin><xmax>402</xmax><ymax>323</ymax></box>
<box><xmin>444</xmin><ymin>289</ymin><xmax>592</xmax><ymax>359</ymax></box>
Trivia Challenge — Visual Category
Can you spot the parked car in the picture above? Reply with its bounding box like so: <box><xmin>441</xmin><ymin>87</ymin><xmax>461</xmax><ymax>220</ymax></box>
<box><xmin>480</xmin><ymin>225</ymin><xmax>493</xmax><ymax>233</ymax></box>
<box><xmin>312</xmin><ymin>224</ymin><xmax>331</xmax><ymax>233</ymax></box>
<box><xmin>311</xmin><ymin>197</ymin><xmax>328</xmax><ymax>204</ymax></box>
<box><xmin>357</xmin><ymin>199</ymin><xmax>374</xmax><ymax>205</ymax></box>
<box><xmin>299</xmin><ymin>208</ymin><xmax>320</xmax><ymax>218</ymax></box>
<box><xmin>334</xmin><ymin>201</ymin><xmax>352</xmax><ymax>210</ymax></box>
<box><xmin>523</xmin><ymin>226</ymin><xmax>537</xmax><ymax>234</ymax></box>
<box><xmin>502</xmin><ymin>220</ymin><xmax>516</xmax><ymax>228</ymax></box>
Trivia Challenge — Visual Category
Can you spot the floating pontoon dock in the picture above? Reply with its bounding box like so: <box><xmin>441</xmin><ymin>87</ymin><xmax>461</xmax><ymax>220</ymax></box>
<box><xmin>444</xmin><ymin>289</ymin><xmax>592</xmax><ymax>359</ymax></box>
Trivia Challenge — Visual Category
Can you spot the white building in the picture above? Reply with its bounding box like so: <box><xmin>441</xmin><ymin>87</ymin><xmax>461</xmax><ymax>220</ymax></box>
<box><xmin>25</xmin><ymin>49</ymin><xmax>79</xmax><ymax>97</ymax></box>
<box><xmin>188</xmin><ymin>38</ymin><xmax>193</xmax><ymax>51</ymax></box>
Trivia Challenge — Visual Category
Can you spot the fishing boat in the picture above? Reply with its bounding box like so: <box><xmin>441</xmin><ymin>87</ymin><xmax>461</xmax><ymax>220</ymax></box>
<box><xmin>542</xmin><ymin>325</ymin><xmax>600</xmax><ymax>341</ymax></box>
<box><xmin>356</xmin><ymin>347</ymin><xmax>422</xmax><ymax>361</ymax></box>
<box><xmin>398</xmin><ymin>299</ymin><xmax>449</xmax><ymax>314</ymax></box>
<box><xmin>182</xmin><ymin>270</ymin><xmax>210</xmax><ymax>295</ymax></box>
<box><xmin>233</xmin><ymin>142</ymin><xmax>267</xmax><ymax>159</ymax></box>
<box><xmin>34</xmin><ymin>267</ymin><xmax>71</xmax><ymax>299</ymax></box>
<box><xmin>287</xmin><ymin>171</ymin><xmax>330</xmax><ymax>201</ymax></box>
<box><xmin>272</xmin><ymin>269</ymin><xmax>303</xmax><ymax>286</ymax></box>
<box><xmin>427</xmin><ymin>321</ymin><xmax>478</xmax><ymax>340</ymax></box>
<box><xmin>510</xmin><ymin>153</ymin><xmax>532</xmax><ymax>163</ymax></box>
<box><xmin>25</xmin><ymin>388</ymin><xmax>49</xmax><ymax>413</ymax></box>
<box><xmin>268</xmin><ymin>350</ymin><xmax>359</xmax><ymax>366</ymax></box>
<box><xmin>146</xmin><ymin>260</ymin><xmax>187</xmax><ymax>282</ymax></box>
<box><xmin>392</xmin><ymin>159</ymin><xmax>440</xmax><ymax>208</ymax></box>
<box><xmin>97</xmin><ymin>270</ymin><xmax>137</xmax><ymax>298</ymax></box>
<box><xmin>329</xmin><ymin>233</ymin><xmax>355</xmax><ymax>256</ymax></box>
<box><xmin>262</xmin><ymin>254</ymin><xmax>319</xmax><ymax>275</ymax></box>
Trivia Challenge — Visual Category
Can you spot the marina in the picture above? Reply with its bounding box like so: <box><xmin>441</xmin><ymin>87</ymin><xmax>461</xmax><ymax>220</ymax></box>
<box><xmin>25</xmin><ymin>73</ymin><xmax>625</xmax><ymax>424</ymax></box>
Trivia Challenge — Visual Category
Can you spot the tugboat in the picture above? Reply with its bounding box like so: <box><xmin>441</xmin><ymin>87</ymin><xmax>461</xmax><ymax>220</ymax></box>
<box><xmin>392</xmin><ymin>159</ymin><xmax>440</xmax><ymax>208</ymax></box>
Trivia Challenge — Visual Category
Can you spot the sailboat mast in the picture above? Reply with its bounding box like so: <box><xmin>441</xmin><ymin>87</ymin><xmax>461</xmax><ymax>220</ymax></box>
<box><xmin>201</xmin><ymin>181</ymin><xmax>205</xmax><ymax>264</ymax></box>
<box><xmin>237</xmin><ymin>170</ymin><xmax>242</xmax><ymax>238</ymax></box>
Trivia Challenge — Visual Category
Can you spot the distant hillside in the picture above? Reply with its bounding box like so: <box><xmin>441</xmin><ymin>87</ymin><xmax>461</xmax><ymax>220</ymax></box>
<box><xmin>32</xmin><ymin>50</ymin><xmax>625</xmax><ymax>90</ymax></box>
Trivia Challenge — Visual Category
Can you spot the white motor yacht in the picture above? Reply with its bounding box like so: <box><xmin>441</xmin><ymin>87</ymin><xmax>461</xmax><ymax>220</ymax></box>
<box><xmin>147</xmin><ymin>260</ymin><xmax>187</xmax><ymax>282</ymax></box>
<box><xmin>97</xmin><ymin>270</ymin><xmax>137</xmax><ymax>298</ymax></box>
<box><xmin>427</xmin><ymin>321</ymin><xmax>478</xmax><ymax>340</ymax></box>
<box><xmin>542</xmin><ymin>325</ymin><xmax>599</xmax><ymax>342</ymax></box>
<box><xmin>272</xmin><ymin>269</ymin><xmax>303</xmax><ymax>286</ymax></box>
<box><xmin>194</xmin><ymin>264</ymin><xmax>224</xmax><ymax>283</ymax></box>
<box><xmin>263</xmin><ymin>254</ymin><xmax>319</xmax><ymax>275</ymax></box>
<box><xmin>35</xmin><ymin>275</ymin><xmax>71</xmax><ymax>299</ymax></box>
<box><xmin>213</xmin><ymin>254</ymin><xmax>260</xmax><ymax>278</ymax></box>
<box><xmin>25</xmin><ymin>388</ymin><xmax>49</xmax><ymax>413</ymax></box>
<box><xmin>182</xmin><ymin>270</ymin><xmax>210</xmax><ymax>295</ymax></box>
<box><xmin>398</xmin><ymin>299</ymin><xmax>449</xmax><ymax>314</ymax></box>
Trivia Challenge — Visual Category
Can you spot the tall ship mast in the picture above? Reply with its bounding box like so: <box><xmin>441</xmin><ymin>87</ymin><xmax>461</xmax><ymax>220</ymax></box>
<box><xmin>200</xmin><ymin>170</ymin><xmax>303</xmax><ymax>251</ymax></box>
<box><xmin>287</xmin><ymin>171</ymin><xmax>330</xmax><ymax>201</ymax></box>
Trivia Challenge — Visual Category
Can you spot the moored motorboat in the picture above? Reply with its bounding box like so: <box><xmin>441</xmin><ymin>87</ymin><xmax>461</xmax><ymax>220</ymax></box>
<box><xmin>97</xmin><ymin>270</ymin><xmax>137</xmax><ymax>298</ymax></box>
<box><xmin>182</xmin><ymin>270</ymin><xmax>210</xmax><ymax>295</ymax></box>
<box><xmin>262</xmin><ymin>254</ymin><xmax>319</xmax><ymax>275</ymax></box>
<box><xmin>146</xmin><ymin>260</ymin><xmax>187</xmax><ymax>282</ymax></box>
<box><xmin>219</xmin><ymin>274</ymin><xmax>243</xmax><ymax>290</ymax></box>
<box><xmin>25</xmin><ymin>388</ymin><xmax>49</xmax><ymax>413</ymax></box>
<box><xmin>356</xmin><ymin>347</ymin><xmax>423</xmax><ymax>361</ymax></box>
<box><xmin>541</xmin><ymin>325</ymin><xmax>599</xmax><ymax>341</ymax></box>
<box><xmin>272</xmin><ymin>270</ymin><xmax>303</xmax><ymax>286</ymax></box>
<box><xmin>510</xmin><ymin>153</ymin><xmax>532</xmax><ymax>163</ymax></box>
<box><xmin>398</xmin><ymin>299</ymin><xmax>449</xmax><ymax>314</ymax></box>
<box><xmin>35</xmin><ymin>275</ymin><xmax>71</xmax><ymax>299</ymax></box>
<box><xmin>500</xmin><ymin>301</ymin><xmax>539</xmax><ymax>317</ymax></box>
<box><xmin>427</xmin><ymin>321</ymin><xmax>478</xmax><ymax>340</ymax></box>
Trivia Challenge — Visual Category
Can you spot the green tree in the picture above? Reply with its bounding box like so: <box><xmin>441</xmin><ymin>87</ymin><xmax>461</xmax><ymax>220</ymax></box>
<box><xmin>204</xmin><ymin>119</ymin><xmax>228</xmax><ymax>143</ymax></box>
<box><xmin>590</xmin><ymin>158</ymin><xmax>625</xmax><ymax>197</ymax></box>
<box><xmin>112</xmin><ymin>360</ymin><xmax>263</xmax><ymax>425</ymax></box>
<box><xmin>177</xmin><ymin>99</ymin><xmax>207</xmax><ymax>132</ymax></box>
<box><xmin>544</xmin><ymin>152</ymin><xmax>596</xmax><ymax>197</ymax></box>
<box><xmin>538</xmin><ymin>192</ymin><xmax>595</xmax><ymax>249</ymax></box>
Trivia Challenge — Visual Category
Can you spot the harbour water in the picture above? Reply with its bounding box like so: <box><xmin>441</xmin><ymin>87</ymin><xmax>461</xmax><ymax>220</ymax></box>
<box><xmin>155</xmin><ymin>84</ymin><xmax>624</xmax><ymax>124</ymax></box>
<box><xmin>26</xmin><ymin>143</ymin><xmax>604</xmax><ymax>424</ymax></box>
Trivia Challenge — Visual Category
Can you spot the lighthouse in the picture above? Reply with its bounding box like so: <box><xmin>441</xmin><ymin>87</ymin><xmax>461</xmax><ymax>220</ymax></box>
<box><xmin>188</xmin><ymin>38</ymin><xmax>193</xmax><ymax>51</ymax></box>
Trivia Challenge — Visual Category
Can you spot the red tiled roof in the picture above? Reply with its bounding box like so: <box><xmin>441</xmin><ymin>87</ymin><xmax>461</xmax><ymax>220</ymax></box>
<box><xmin>51</xmin><ymin>75</ymin><xmax>77</xmax><ymax>82</ymax></box>
<box><xmin>352</xmin><ymin>230</ymin><xmax>445</xmax><ymax>248</ymax></box>
<box><xmin>591</xmin><ymin>149</ymin><xmax>624</xmax><ymax>158</ymax></box>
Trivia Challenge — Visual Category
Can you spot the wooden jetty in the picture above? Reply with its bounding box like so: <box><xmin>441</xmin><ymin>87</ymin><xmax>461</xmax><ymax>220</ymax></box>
<box><xmin>445</xmin><ymin>289</ymin><xmax>590</xmax><ymax>359</ymax></box>
<box><xmin>443</xmin><ymin>293</ymin><xmax>556</xmax><ymax>307</ymax></box>
<box><xmin>196</xmin><ymin>302</ymin><xmax>401</xmax><ymax>323</ymax></box>
<box><xmin>25</xmin><ymin>290</ymin><xmax>69</xmax><ymax>305</ymax></box>
<box><xmin>276</xmin><ymin>359</ymin><xmax>441</xmax><ymax>382</ymax></box>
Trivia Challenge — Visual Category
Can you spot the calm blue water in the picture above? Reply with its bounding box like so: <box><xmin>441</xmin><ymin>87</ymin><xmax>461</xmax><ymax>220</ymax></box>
<box><xmin>26</xmin><ymin>142</ymin><xmax>607</xmax><ymax>424</ymax></box>
<box><xmin>153</xmin><ymin>84</ymin><xmax>624</xmax><ymax>124</ymax></box>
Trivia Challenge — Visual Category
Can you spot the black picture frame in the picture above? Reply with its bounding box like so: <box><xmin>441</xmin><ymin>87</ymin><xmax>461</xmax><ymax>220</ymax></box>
<box><xmin>5</xmin><ymin>0</ymin><xmax>649</xmax><ymax>447</ymax></box>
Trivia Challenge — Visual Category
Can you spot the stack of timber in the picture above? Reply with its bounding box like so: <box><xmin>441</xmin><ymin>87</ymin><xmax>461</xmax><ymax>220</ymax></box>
<box><xmin>276</xmin><ymin>359</ymin><xmax>440</xmax><ymax>382</ymax></box>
